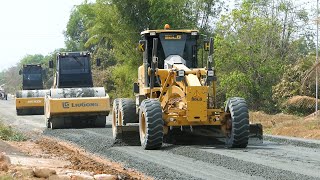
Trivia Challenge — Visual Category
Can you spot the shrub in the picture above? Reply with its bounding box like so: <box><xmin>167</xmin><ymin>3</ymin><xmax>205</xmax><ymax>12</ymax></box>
<box><xmin>0</xmin><ymin>123</ymin><xmax>27</xmax><ymax>141</ymax></box>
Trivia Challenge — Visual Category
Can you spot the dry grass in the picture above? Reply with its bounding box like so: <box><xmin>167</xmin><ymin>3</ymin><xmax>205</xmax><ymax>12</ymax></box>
<box><xmin>250</xmin><ymin>111</ymin><xmax>320</xmax><ymax>139</ymax></box>
<box><xmin>283</xmin><ymin>96</ymin><xmax>320</xmax><ymax>115</ymax></box>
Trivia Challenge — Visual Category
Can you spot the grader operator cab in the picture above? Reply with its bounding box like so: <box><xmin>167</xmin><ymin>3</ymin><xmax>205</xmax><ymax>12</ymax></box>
<box><xmin>44</xmin><ymin>52</ymin><xmax>110</xmax><ymax>129</ymax></box>
<box><xmin>16</xmin><ymin>64</ymin><xmax>49</xmax><ymax>115</ymax></box>
<box><xmin>113</xmin><ymin>26</ymin><xmax>263</xmax><ymax>149</ymax></box>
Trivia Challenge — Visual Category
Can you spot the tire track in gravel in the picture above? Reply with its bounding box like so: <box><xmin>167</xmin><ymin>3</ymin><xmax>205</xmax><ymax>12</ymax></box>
<box><xmin>44</xmin><ymin>126</ymin><xmax>197</xmax><ymax>180</ymax></box>
<box><xmin>168</xmin><ymin>146</ymin><xmax>319</xmax><ymax>180</ymax></box>
<box><xmin>45</xmin><ymin>127</ymin><xmax>262</xmax><ymax>180</ymax></box>
<box><xmin>197</xmin><ymin>143</ymin><xmax>320</xmax><ymax>178</ymax></box>
<box><xmin>44</xmin><ymin>123</ymin><xmax>320</xmax><ymax>180</ymax></box>
<box><xmin>112</xmin><ymin>146</ymin><xmax>263</xmax><ymax>180</ymax></box>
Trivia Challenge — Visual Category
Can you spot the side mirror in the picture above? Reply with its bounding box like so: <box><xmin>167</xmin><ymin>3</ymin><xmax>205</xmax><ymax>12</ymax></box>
<box><xmin>96</xmin><ymin>59</ymin><xmax>101</xmax><ymax>66</ymax></box>
<box><xmin>204</xmin><ymin>40</ymin><xmax>210</xmax><ymax>51</ymax></box>
<box><xmin>49</xmin><ymin>60</ymin><xmax>53</xmax><ymax>68</ymax></box>
<box><xmin>19</xmin><ymin>70</ymin><xmax>22</xmax><ymax>75</ymax></box>
<box><xmin>138</xmin><ymin>40</ymin><xmax>146</xmax><ymax>52</ymax></box>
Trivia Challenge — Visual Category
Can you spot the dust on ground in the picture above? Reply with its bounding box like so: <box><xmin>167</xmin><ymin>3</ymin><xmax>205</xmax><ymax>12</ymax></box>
<box><xmin>250</xmin><ymin>111</ymin><xmax>320</xmax><ymax>139</ymax></box>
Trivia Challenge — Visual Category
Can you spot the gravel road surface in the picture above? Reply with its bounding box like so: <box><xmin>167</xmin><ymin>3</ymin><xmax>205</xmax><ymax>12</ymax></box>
<box><xmin>1</xmin><ymin>98</ymin><xmax>320</xmax><ymax>180</ymax></box>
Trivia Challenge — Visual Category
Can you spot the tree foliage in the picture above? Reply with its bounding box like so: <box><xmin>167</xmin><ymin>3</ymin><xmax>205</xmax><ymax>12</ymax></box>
<box><xmin>214</xmin><ymin>0</ymin><xmax>313</xmax><ymax>112</ymax></box>
<box><xmin>63</xmin><ymin>0</ymin><xmax>223</xmax><ymax>98</ymax></box>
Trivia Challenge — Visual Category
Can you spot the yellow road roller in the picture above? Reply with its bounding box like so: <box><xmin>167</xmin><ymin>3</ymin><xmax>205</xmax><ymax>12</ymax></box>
<box><xmin>16</xmin><ymin>64</ymin><xmax>49</xmax><ymax>115</ymax></box>
<box><xmin>44</xmin><ymin>52</ymin><xmax>110</xmax><ymax>129</ymax></box>
<box><xmin>113</xmin><ymin>26</ymin><xmax>263</xmax><ymax>149</ymax></box>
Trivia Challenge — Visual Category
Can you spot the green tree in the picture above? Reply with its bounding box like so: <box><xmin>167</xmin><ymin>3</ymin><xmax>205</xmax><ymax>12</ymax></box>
<box><xmin>65</xmin><ymin>0</ymin><xmax>224</xmax><ymax>98</ymax></box>
<box><xmin>214</xmin><ymin>0</ymin><xmax>311</xmax><ymax>111</ymax></box>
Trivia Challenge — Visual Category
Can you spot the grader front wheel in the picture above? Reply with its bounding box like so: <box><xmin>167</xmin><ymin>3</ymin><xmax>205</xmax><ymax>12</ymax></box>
<box><xmin>225</xmin><ymin>97</ymin><xmax>250</xmax><ymax>148</ymax></box>
<box><xmin>139</xmin><ymin>99</ymin><xmax>164</xmax><ymax>150</ymax></box>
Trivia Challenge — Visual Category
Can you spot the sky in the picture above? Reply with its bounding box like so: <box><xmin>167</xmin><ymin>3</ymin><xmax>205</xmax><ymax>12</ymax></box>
<box><xmin>0</xmin><ymin>0</ymin><xmax>87</xmax><ymax>71</ymax></box>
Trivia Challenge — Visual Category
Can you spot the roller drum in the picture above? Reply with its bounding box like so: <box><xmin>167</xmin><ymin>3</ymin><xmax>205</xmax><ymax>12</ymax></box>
<box><xmin>16</xmin><ymin>89</ymin><xmax>50</xmax><ymax>98</ymax></box>
<box><xmin>49</xmin><ymin>87</ymin><xmax>106</xmax><ymax>98</ymax></box>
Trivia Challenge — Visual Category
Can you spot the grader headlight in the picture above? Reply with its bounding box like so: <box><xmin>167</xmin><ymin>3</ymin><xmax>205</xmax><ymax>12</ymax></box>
<box><xmin>176</xmin><ymin>70</ymin><xmax>185</xmax><ymax>81</ymax></box>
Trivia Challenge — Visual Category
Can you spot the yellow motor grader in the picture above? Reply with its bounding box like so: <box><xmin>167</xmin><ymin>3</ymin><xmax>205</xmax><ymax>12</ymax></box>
<box><xmin>113</xmin><ymin>26</ymin><xmax>263</xmax><ymax>149</ymax></box>
<box><xmin>16</xmin><ymin>64</ymin><xmax>49</xmax><ymax>115</ymax></box>
<box><xmin>44</xmin><ymin>52</ymin><xmax>110</xmax><ymax>129</ymax></box>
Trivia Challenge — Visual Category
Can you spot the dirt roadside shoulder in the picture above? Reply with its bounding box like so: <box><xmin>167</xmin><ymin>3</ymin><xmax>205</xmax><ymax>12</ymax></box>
<box><xmin>0</xmin><ymin>136</ymin><xmax>151</xmax><ymax>180</ymax></box>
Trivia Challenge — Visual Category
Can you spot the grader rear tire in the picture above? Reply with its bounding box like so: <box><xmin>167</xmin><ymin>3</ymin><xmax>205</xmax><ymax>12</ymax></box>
<box><xmin>112</xmin><ymin>99</ymin><xmax>120</xmax><ymax>140</ymax></box>
<box><xmin>225</xmin><ymin>97</ymin><xmax>249</xmax><ymax>148</ymax></box>
<box><xmin>139</xmin><ymin>99</ymin><xmax>164</xmax><ymax>150</ymax></box>
<box><xmin>119</xmin><ymin>98</ymin><xmax>138</xmax><ymax>125</ymax></box>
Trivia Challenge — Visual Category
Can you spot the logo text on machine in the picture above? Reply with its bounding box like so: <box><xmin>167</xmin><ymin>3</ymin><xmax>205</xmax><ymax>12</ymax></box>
<box><xmin>62</xmin><ymin>102</ymin><xmax>99</xmax><ymax>109</ymax></box>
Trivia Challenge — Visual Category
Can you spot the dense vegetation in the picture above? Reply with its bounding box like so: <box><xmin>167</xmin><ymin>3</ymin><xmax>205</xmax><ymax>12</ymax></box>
<box><xmin>0</xmin><ymin>0</ymin><xmax>318</xmax><ymax>114</ymax></box>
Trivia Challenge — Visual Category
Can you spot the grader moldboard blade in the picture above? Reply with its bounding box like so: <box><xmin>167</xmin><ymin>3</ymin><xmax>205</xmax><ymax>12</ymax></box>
<box><xmin>113</xmin><ymin>123</ymin><xmax>263</xmax><ymax>146</ymax></box>
<box><xmin>113</xmin><ymin>125</ymin><xmax>140</xmax><ymax>146</ymax></box>
<box><xmin>249</xmin><ymin>123</ymin><xmax>263</xmax><ymax>145</ymax></box>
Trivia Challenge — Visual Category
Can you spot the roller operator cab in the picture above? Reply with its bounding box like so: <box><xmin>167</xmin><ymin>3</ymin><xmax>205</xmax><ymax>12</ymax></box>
<box><xmin>54</xmin><ymin>52</ymin><xmax>93</xmax><ymax>88</ymax></box>
<box><xmin>45</xmin><ymin>52</ymin><xmax>111</xmax><ymax>129</ymax></box>
<box><xmin>112</xmin><ymin>25</ymin><xmax>263</xmax><ymax>150</ymax></box>
<box><xmin>21</xmin><ymin>65</ymin><xmax>44</xmax><ymax>90</ymax></box>
<box><xmin>15</xmin><ymin>64</ymin><xmax>49</xmax><ymax>115</ymax></box>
